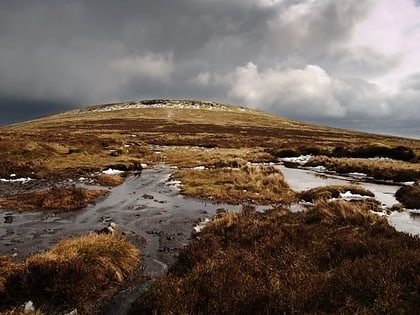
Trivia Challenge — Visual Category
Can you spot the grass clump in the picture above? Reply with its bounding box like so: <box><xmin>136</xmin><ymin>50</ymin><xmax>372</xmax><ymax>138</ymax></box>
<box><xmin>174</xmin><ymin>165</ymin><xmax>296</xmax><ymax>205</ymax></box>
<box><xmin>300</xmin><ymin>184</ymin><xmax>374</xmax><ymax>202</ymax></box>
<box><xmin>162</xmin><ymin>146</ymin><xmax>273</xmax><ymax>168</ymax></box>
<box><xmin>95</xmin><ymin>173</ymin><xmax>124</xmax><ymax>186</ymax></box>
<box><xmin>0</xmin><ymin>186</ymin><xmax>107</xmax><ymax>211</ymax></box>
<box><xmin>306</xmin><ymin>156</ymin><xmax>420</xmax><ymax>182</ymax></box>
<box><xmin>0</xmin><ymin>233</ymin><xmax>140</xmax><ymax>314</ymax></box>
<box><xmin>131</xmin><ymin>201</ymin><xmax>420</xmax><ymax>314</ymax></box>
<box><xmin>395</xmin><ymin>180</ymin><xmax>420</xmax><ymax>209</ymax></box>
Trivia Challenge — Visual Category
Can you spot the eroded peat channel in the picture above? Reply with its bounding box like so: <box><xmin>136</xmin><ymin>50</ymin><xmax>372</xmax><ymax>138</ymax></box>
<box><xmin>0</xmin><ymin>165</ymin><xmax>240</xmax><ymax>314</ymax></box>
<box><xmin>1</xmin><ymin>161</ymin><xmax>419</xmax><ymax>314</ymax></box>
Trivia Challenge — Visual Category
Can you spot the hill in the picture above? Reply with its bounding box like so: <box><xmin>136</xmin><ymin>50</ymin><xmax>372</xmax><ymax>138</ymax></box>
<box><xmin>1</xmin><ymin>99</ymin><xmax>419</xmax><ymax>181</ymax></box>
<box><xmin>1</xmin><ymin>99</ymin><xmax>419</xmax><ymax>314</ymax></box>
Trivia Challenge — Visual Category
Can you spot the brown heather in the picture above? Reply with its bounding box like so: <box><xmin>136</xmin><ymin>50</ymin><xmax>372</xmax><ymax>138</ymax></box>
<box><xmin>396</xmin><ymin>180</ymin><xmax>420</xmax><ymax>209</ymax></box>
<box><xmin>132</xmin><ymin>200</ymin><xmax>420</xmax><ymax>314</ymax></box>
<box><xmin>299</xmin><ymin>184</ymin><xmax>374</xmax><ymax>202</ymax></box>
<box><xmin>0</xmin><ymin>186</ymin><xmax>108</xmax><ymax>211</ymax></box>
<box><xmin>306</xmin><ymin>156</ymin><xmax>420</xmax><ymax>182</ymax></box>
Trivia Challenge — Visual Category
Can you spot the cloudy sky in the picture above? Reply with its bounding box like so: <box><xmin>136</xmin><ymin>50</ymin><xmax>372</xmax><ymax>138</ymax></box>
<box><xmin>1</xmin><ymin>0</ymin><xmax>420</xmax><ymax>139</ymax></box>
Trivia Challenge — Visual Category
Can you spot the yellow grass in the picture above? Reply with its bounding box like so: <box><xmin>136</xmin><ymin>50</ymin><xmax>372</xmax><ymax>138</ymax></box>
<box><xmin>161</xmin><ymin>146</ymin><xmax>273</xmax><ymax>168</ymax></box>
<box><xmin>174</xmin><ymin>165</ymin><xmax>296</xmax><ymax>205</ymax></box>
<box><xmin>0</xmin><ymin>233</ymin><xmax>140</xmax><ymax>314</ymax></box>
<box><xmin>95</xmin><ymin>174</ymin><xmax>124</xmax><ymax>186</ymax></box>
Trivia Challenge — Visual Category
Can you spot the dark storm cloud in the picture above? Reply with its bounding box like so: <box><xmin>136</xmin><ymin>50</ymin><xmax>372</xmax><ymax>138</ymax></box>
<box><xmin>0</xmin><ymin>97</ymin><xmax>74</xmax><ymax>127</ymax></box>
<box><xmin>0</xmin><ymin>0</ymin><xmax>419</xmax><ymax>139</ymax></box>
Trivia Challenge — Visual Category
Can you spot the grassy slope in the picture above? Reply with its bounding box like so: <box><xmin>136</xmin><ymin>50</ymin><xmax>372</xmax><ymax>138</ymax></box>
<box><xmin>1</xmin><ymin>99</ymin><xmax>419</xmax><ymax>181</ymax></box>
<box><xmin>1</xmin><ymin>100</ymin><xmax>420</xmax><ymax>313</ymax></box>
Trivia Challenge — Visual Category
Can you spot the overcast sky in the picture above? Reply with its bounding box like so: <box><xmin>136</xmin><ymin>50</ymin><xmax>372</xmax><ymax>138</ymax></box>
<box><xmin>1</xmin><ymin>0</ymin><xmax>419</xmax><ymax>139</ymax></box>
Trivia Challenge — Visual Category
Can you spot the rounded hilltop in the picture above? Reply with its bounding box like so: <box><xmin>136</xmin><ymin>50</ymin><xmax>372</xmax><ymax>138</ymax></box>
<box><xmin>73</xmin><ymin>99</ymin><xmax>255</xmax><ymax>114</ymax></box>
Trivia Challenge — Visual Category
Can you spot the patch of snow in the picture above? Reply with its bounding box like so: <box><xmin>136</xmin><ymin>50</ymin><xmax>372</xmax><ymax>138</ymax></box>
<box><xmin>193</xmin><ymin>166</ymin><xmax>206</xmax><ymax>170</ymax></box>
<box><xmin>339</xmin><ymin>191</ymin><xmax>369</xmax><ymax>201</ymax></box>
<box><xmin>306</xmin><ymin>165</ymin><xmax>327</xmax><ymax>172</ymax></box>
<box><xmin>347</xmin><ymin>172</ymin><xmax>368</xmax><ymax>179</ymax></box>
<box><xmin>24</xmin><ymin>301</ymin><xmax>35</xmax><ymax>312</ymax></box>
<box><xmin>10</xmin><ymin>173</ymin><xmax>16</xmax><ymax>177</ymax></box>
<box><xmin>141</xmin><ymin>163</ymin><xmax>148</xmax><ymax>168</ymax></box>
<box><xmin>0</xmin><ymin>177</ymin><xmax>32</xmax><ymax>183</ymax></box>
<box><xmin>166</xmin><ymin>180</ymin><xmax>181</xmax><ymax>187</ymax></box>
<box><xmin>368</xmin><ymin>157</ymin><xmax>394</xmax><ymax>161</ymax></box>
<box><xmin>79</xmin><ymin>100</ymin><xmax>238</xmax><ymax>114</ymax></box>
<box><xmin>403</xmin><ymin>181</ymin><xmax>415</xmax><ymax>186</ymax></box>
<box><xmin>102</xmin><ymin>168</ymin><xmax>124</xmax><ymax>175</ymax></box>
<box><xmin>280</xmin><ymin>155</ymin><xmax>312</xmax><ymax>165</ymax></box>
<box><xmin>193</xmin><ymin>218</ymin><xmax>210</xmax><ymax>234</ymax></box>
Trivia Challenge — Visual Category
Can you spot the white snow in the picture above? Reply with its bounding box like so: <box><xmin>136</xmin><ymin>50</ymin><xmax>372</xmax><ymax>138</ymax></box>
<box><xmin>347</xmin><ymin>172</ymin><xmax>368</xmax><ymax>179</ymax></box>
<box><xmin>0</xmin><ymin>177</ymin><xmax>32</xmax><ymax>183</ymax></box>
<box><xmin>339</xmin><ymin>191</ymin><xmax>370</xmax><ymax>201</ymax></box>
<box><xmin>102</xmin><ymin>168</ymin><xmax>124</xmax><ymax>175</ymax></box>
<box><xmin>306</xmin><ymin>165</ymin><xmax>327</xmax><ymax>172</ymax></box>
<box><xmin>77</xmin><ymin>100</ymin><xmax>244</xmax><ymax>115</ymax></box>
<box><xmin>280</xmin><ymin>155</ymin><xmax>312</xmax><ymax>165</ymax></box>
<box><xmin>166</xmin><ymin>180</ymin><xmax>181</xmax><ymax>187</ymax></box>
<box><xmin>193</xmin><ymin>166</ymin><xmax>206</xmax><ymax>170</ymax></box>
<box><xmin>192</xmin><ymin>218</ymin><xmax>210</xmax><ymax>234</ymax></box>
<box><xmin>403</xmin><ymin>181</ymin><xmax>415</xmax><ymax>186</ymax></box>
<box><xmin>24</xmin><ymin>301</ymin><xmax>35</xmax><ymax>312</ymax></box>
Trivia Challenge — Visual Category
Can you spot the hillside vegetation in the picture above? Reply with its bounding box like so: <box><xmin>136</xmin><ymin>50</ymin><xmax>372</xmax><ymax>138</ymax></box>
<box><xmin>0</xmin><ymin>99</ymin><xmax>419</xmax><ymax>314</ymax></box>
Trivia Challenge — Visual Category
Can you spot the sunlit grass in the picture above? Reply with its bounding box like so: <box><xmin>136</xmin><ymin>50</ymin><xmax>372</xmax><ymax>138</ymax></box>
<box><xmin>0</xmin><ymin>233</ymin><xmax>140</xmax><ymax>314</ymax></box>
<box><xmin>174</xmin><ymin>165</ymin><xmax>296</xmax><ymax>205</ymax></box>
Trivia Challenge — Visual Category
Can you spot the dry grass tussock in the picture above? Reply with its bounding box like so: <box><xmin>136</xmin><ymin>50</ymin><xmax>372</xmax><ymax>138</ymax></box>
<box><xmin>0</xmin><ymin>186</ymin><xmax>107</xmax><ymax>211</ymax></box>
<box><xmin>0</xmin><ymin>233</ymin><xmax>140</xmax><ymax>314</ymax></box>
<box><xmin>174</xmin><ymin>165</ymin><xmax>296</xmax><ymax>205</ymax></box>
<box><xmin>307</xmin><ymin>156</ymin><xmax>420</xmax><ymax>182</ymax></box>
<box><xmin>95</xmin><ymin>173</ymin><xmax>124</xmax><ymax>186</ymax></box>
<box><xmin>300</xmin><ymin>184</ymin><xmax>374</xmax><ymax>202</ymax></box>
<box><xmin>0</xmin><ymin>131</ymin><xmax>152</xmax><ymax>180</ymax></box>
<box><xmin>131</xmin><ymin>200</ymin><xmax>420</xmax><ymax>314</ymax></box>
<box><xmin>305</xmin><ymin>199</ymin><xmax>384</xmax><ymax>226</ymax></box>
<box><xmin>396</xmin><ymin>180</ymin><xmax>420</xmax><ymax>209</ymax></box>
<box><xmin>162</xmin><ymin>147</ymin><xmax>273</xmax><ymax>168</ymax></box>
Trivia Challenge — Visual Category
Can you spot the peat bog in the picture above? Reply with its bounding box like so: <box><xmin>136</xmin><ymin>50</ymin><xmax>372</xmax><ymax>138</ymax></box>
<box><xmin>0</xmin><ymin>100</ymin><xmax>419</xmax><ymax>314</ymax></box>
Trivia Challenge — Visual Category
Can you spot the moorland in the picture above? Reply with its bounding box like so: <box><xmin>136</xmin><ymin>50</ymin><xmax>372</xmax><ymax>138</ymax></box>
<box><xmin>0</xmin><ymin>99</ymin><xmax>419</xmax><ymax>314</ymax></box>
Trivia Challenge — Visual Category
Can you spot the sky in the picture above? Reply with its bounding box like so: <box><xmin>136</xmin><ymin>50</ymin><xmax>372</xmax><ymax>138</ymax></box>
<box><xmin>0</xmin><ymin>0</ymin><xmax>419</xmax><ymax>139</ymax></box>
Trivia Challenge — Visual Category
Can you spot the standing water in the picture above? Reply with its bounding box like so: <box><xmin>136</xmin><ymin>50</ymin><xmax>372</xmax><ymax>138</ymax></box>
<box><xmin>278</xmin><ymin>164</ymin><xmax>420</xmax><ymax>236</ymax></box>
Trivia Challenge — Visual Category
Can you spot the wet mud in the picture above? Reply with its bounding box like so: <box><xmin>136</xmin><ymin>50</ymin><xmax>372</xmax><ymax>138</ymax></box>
<box><xmin>0</xmin><ymin>164</ymin><xmax>239</xmax><ymax>314</ymax></box>
<box><xmin>1</xmin><ymin>163</ymin><xmax>418</xmax><ymax>314</ymax></box>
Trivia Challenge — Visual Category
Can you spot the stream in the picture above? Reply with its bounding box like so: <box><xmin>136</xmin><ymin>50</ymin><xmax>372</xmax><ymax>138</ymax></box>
<box><xmin>0</xmin><ymin>162</ymin><xmax>419</xmax><ymax>313</ymax></box>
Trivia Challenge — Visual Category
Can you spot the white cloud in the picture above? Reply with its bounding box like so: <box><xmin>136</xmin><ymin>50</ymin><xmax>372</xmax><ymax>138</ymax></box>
<box><xmin>228</xmin><ymin>62</ymin><xmax>346</xmax><ymax>119</ymax></box>
<box><xmin>353</xmin><ymin>0</ymin><xmax>420</xmax><ymax>87</ymax></box>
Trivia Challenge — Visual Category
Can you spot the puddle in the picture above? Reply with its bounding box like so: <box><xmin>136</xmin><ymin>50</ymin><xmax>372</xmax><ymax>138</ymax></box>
<box><xmin>278</xmin><ymin>164</ymin><xmax>420</xmax><ymax>236</ymax></box>
<box><xmin>0</xmin><ymin>164</ymin><xmax>241</xmax><ymax>314</ymax></box>
<box><xmin>0</xmin><ymin>163</ymin><xmax>418</xmax><ymax>313</ymax></box>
